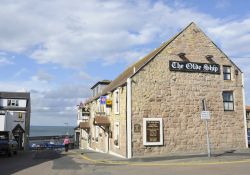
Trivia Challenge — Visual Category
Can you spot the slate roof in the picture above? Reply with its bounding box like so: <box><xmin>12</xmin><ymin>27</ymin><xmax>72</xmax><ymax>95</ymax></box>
<box><xmin>0</xmin><ymin>92</ymin><xmax>30</xmax><ymax>99</ymax></box>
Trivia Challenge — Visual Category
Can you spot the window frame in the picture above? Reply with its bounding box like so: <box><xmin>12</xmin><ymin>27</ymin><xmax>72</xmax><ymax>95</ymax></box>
<box><xmin>7</xmin><ymin>99</ymin><xmax>19</xmax><ymax>107</ymax></box>
<box><xmin>95</xmin><ymin>126</ymin><xmax>99</xmax><ymax>142</ymax></box>
<box><xmin>223</xmin><ymin>65</ymin><xmax>231</xmax><ymax>80</ymax></box>
<box><xmin>113</xmin><ymin>122</ymin><xmax>120</xmax><ymax>148</ymax></box>
<box><xmin>223</xmin><ymin>91</ymin><xmax>234</xmax><ymax>111</ymax></box>
<box><xmin>114</xmin><ymin>89</ymin><xmax>120</xmax><ymax>115</ymax></box>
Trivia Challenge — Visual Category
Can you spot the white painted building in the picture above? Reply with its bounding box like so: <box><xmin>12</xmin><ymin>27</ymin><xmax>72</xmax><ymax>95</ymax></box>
<box><xmin>0</xmin><ymin>92</ymin><xmax>31</xmax><ymax>150</ymax></box>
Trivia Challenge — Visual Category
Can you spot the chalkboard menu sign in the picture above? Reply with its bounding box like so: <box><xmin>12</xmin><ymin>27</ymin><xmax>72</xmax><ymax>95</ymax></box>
<box><xmin>146</xmin><ymin>121</ymin><xmax>160</xmax><ymax>142</ymax></box>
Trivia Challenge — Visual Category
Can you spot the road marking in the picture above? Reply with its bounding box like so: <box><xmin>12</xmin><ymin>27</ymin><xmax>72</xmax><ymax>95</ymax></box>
<box><xmin>79</xmin><ymin>153</ymin><xmax>250</xmax><ymax>166</ymax></box>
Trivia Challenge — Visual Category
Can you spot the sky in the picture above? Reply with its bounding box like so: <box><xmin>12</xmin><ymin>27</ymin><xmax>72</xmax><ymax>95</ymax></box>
<box><xmin>0</xmin><ymin>0</ymin><xmax>250</xmax><ymax>126</ymax></box>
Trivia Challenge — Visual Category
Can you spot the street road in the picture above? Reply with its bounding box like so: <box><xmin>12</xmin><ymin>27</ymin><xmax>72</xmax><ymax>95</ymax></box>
<box><xmin>1</xmin><ymin>150</ymin><xmax>250</xmax><ymax>175</ymax></box>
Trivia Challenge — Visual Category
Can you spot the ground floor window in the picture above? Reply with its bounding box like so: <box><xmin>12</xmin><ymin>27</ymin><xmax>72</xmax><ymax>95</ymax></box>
<box><xmin>114</xmin><ymin>122</ymin><xmax>120</xmax><ymax>147</ymax></box>
<box><xmin>95</xmin><ymin>126</ymin><xmax>99</xmax><ymax>142</ymax></box>
<box><xmin>143</xmin><ymin>118</ymin><xmax>163</xmax><ymax>146</ymax></box>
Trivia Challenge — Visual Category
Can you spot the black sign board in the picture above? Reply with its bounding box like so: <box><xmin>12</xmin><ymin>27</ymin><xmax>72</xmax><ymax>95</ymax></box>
<box><xmin>169</xmin><ymin>61</ymin><xmax>220</xmax><ymax>74</ymax></box>
<box><xmin>82</xmin><ymin>107</ymin><xmax>90</xmax><ymax>116</ymax></box>
<box><xmin>146</xmin><ymin>121</ymin><xmax>160</xmax><ymax>142</ymax></box>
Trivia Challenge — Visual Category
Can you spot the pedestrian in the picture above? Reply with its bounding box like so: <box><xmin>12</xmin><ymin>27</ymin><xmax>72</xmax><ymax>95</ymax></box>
<box><xmin>63</xmin><ymin>136</ymin><xmax>70</xmax><ymax>152</ymax></box>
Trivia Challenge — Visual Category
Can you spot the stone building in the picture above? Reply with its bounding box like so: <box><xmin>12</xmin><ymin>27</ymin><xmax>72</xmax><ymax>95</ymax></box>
<box><xmin>246</xmin><ymin>106</ymin><xmax>250</xmax><ymax>129</ymax></box>
<box><xmin>0</xmin><ymin>92</ymin><xmax>31</xmax><ymax>150</ymax></box>
<box><xmin>80</xmin><ymin>22</ymin><xmax>247</xmax><ymax>158</ymax></box>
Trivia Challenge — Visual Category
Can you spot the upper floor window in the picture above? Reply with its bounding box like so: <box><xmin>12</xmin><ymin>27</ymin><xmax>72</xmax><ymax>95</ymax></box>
<box><xmin>97</xmin><ymin>99</ymin><xmax>101</xmax><ymax>112</ymax></box>
<box><xmin>246</xmin><ymin>111</ymin><xmax>249</xmax><ymax>119</ymax></box>
<box><xmin>223</xmin><ymin>66</ymin><xmax>231</xmax><ymax>80</ymax></box>
<box><xmin>223</xmin><ymin>91</ymin><xmax>234</xmax><ymax>111</ymax></box>
<box><xmin>7</xmin><ymin>99</ymin><xmax>19</xmax><ymax>107</ymax></box>
<box><xmin>114</xmin><ymin>89</ymin><xmax>120</xmax><ymax>114</ymax></box>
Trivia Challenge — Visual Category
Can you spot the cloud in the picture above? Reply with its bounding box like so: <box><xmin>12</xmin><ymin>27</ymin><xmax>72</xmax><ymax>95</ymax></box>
<box><xmin>31</xmin><ymin>84</ymin><xmax>91</xmax><ymax>125</ymax></box>
<box><xmin>14</xmin><ymin>68</ymin><xmax>28</xmax><ymax>77</ymax></box>
<box><xmin>0</xmin><ymin>0</ymin><xmax>216</xmax><ymax>68</ymax></box>
<box><xmin>1</xmin><ymin>0</ymin><xmax>250</xmax><ymax>124</ymax></box>
<box><xmin>0</xmin><ymin>0</ymin><xmax>249</xmax><ymax>70</ymax></box>
<box><xmin>215</xmin><ymin>0</ymin><xmax>231</xmax><ymax>9</ymax></box>
<box><xmin>31</xmin><ymin>70</ymin><xmax>53</xmax><ymax>82</ymax></box>
<box><xmin>0</xmin><ymin>56</ymin><xmax>14</xmax><ymax>66</ymax></box>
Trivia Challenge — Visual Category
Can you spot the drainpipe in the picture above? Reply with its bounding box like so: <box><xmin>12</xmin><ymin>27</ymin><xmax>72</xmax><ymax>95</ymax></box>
<box><xmin>126</xmin><ymin>78</ymin><xmax>132</xmax><ymax>158</ymax></box>
<box><xmin>242</xmin><ymin>73</ymin><xmax>248</xmax><ymax>148</ymax></box>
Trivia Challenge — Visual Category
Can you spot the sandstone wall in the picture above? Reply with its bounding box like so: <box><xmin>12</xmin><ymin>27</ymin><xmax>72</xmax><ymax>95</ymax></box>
<box><xmin>131</xmin><ymin>23</ymin><xmax>246</xmax><ymax>157</ymax></box>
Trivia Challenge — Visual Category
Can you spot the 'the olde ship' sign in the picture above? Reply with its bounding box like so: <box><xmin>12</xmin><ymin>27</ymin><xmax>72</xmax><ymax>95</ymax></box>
<box><xmin>169</xmin><ymin>61</ymin><xmax>220</xmax><ymax>74</ymax></box>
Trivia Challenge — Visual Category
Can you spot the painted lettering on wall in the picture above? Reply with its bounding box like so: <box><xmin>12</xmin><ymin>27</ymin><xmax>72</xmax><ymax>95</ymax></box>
<box><xmin>169</xmin><ymin>61</ymin><xmax>220</xmax><ymax>74</ymax></box>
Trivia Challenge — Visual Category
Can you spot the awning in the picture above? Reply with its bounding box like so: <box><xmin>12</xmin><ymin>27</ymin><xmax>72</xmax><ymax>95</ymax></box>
<box><xmin>94</xmin><ymin>116</ymin><xmax>110</xmax><ymax>126</ymax></box>
<box><xmin>80</xmin><ymin>122</ymin><xmax>90</xmax><ymax>129</ymax></box>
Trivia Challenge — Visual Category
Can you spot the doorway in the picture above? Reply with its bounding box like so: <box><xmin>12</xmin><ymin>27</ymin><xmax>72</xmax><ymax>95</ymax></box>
<box><xmin>12</xmin><ymin>124</ymin><xmax>25</xmax><ymax>150</ymax></box>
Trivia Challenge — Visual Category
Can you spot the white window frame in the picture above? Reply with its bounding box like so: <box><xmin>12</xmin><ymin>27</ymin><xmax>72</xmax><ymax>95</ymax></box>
<box><xmin>114</xmin><ymin>89</ymin><xmax>120</xmax><ymax>114</ymax></box>
<box><xmin>223</xmin><ymin>65</ymin><xmax>231</xmax><ymax>80</ymax></box>
<box><xmin>95</xmin><ymin>126</ymin><xmax>99</xmax><ymax>142</ymax></box>
<box><xmin>114</xmin><ymin>122</ymin><xmax>120</xmax><ymax>148</ymax></box>
<box><xmin>143</xmin><ymin>118</ymin><xmax>163</xmax><ymax>146</ymax></box>
<box><xmin>90</xmin><ymin>102</ymin><xmax>95</xmax><ymax>119</ymax></box>
<box><xmin>97</xmin><ymin>99</ymin><xmax>101</xmax><ymax>112</ymax></box>
<box><xmin>7</xmin><ymin>99</ymin><xmax>19</xmax><ymax>107</ymax></box>
<box><xmin>223</xmin><ymin>91</ymin><xmax>234</xmax><ymax>111</ymax></box>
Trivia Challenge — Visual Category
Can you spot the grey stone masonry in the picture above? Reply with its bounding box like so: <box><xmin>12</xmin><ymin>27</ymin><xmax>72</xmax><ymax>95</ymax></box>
<box><xmin>131</xmin><ymin>23</ymin><xmax>246</xmax><ymax>157</ymax></box>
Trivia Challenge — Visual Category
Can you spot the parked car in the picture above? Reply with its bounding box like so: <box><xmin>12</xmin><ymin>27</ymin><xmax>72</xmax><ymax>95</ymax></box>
<box><xmin>0</xmin><ymin>131</ymin><xmax>18</xmax><ymax>157</ymax></box>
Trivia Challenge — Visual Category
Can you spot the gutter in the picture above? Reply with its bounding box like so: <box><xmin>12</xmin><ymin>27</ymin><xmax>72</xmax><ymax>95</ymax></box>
<box><xmin>242</xmin><ymin>73</ymin><xmax>248</xmax><ymax>148</ymax></box>
<box><xmin>126</xmin><ymin>78</ymin><xmax>132</xmax><ymax>158</ymax></box>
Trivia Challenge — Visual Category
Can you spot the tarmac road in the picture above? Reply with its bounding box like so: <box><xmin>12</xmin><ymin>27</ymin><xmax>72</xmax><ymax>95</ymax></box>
<box><xmin>1</xmin><ymin>149</ymin><xmax>250</xmax><ymax>175</ymax></box>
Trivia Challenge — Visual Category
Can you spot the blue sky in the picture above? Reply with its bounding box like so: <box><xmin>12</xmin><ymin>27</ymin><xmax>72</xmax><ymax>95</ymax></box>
<box><xmin>0</xmin><ymin>0</ymin><xmax>249</xmax><ymax>126</ymax></box>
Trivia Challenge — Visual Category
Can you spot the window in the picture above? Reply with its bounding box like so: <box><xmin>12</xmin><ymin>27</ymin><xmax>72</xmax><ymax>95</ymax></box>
<box><xmin>143</xmin><ymin>118</ymin><xmax>163</xmax><ymax>146</ymax></box>
<box><xmin>223</xmin><ymin>66</ymin><xmax>231</xmax><ymax>80</ymax></box>
<box><xmin>7</xmin><ymin>99</ymin><xmax>19</xmax><ymax>107</ymax></box>
<box><xmin>95</xmin><ymin>126</ymin><xmax>99</xmax><ymax>142</ymax></box>
<box><xmin>223</xmin><ymin>91</ymin><xmax>234</xmax><ymax>111</ymax></box>
<box><xmin>97</xmin><ymin>99</ymin><xmax>101</xmax><ymax>112</ymax></box>
<box><xmin>114</xmin><ymin>122</ymin><xmax>120</xmax><ymax>147</ymax></box>
<box><xmin>114</xmin><ymin>89</ymin><xmax>120</xmax><ymax>114</ymax></box>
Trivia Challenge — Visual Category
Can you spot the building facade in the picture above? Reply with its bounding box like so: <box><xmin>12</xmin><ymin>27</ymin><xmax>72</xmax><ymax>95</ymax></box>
<box><xmin>78</xmin><ymin>22</ymin><xmax>247</xmax><ymax>158</ymax></box>
<box><xmin>0</xmin><ymin>92</ymin><xmax>31</xmax><ymax>150</ymax></box>
<box><xmin>246</xmin><ymin>106</ymin><xmax>250</xmax><ymax>130</ymax></box>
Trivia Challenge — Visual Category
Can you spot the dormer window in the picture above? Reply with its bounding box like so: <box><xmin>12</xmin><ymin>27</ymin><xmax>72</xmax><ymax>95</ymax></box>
<box><xmin>7</xmin><ymin>99</ymin><xmax>19</xmax><ymax>107</ymax></box>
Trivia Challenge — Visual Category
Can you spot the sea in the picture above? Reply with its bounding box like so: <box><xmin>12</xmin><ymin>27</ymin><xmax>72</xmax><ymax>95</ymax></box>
<box><xmin>30</xmin><ymin>125</ymin><xmax>75</xmax><ymax>137</ymax></box>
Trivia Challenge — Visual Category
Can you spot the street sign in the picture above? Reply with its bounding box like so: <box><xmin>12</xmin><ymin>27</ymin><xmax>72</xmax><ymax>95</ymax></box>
<box><xmin>100</xmin><ymin>96</ymin><xmax>106</xmax><ymax>104</ymax></box>
<box><xmin>106</xmin><ymin>99</ymin><xmax>112</xmax><ymax>106</ymax></box>
<box><xmin>201</xmin><ymin>111</ymin><xmax>210</xmax><ymax>120</ymax></box>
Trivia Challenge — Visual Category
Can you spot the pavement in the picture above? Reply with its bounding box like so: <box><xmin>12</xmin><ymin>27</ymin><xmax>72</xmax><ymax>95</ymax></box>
<box><xmin>73</xmin><ymin>148</ymin><xmax>250</xmax><ymax>166</ymax></box>
<box><xmin>1</xmin><ymin>149</ymin><xmax>250</xmax><ymax>175</ymax></box>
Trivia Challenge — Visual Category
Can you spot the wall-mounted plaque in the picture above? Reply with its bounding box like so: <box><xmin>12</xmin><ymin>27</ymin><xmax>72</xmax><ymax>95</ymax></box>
<box><xmin>146</xmin><ymin>121</ymin><xmax>160</xmax><ymax>142</ymax></box>
<box><xmin>134</xmin><ymin>124</ymin><xmax>141</xmax><ymax>133</ymax></box>
<box><xmin>169</xmin><ymin>61</ymin><xmax>220</xmax><ymax>74</ymax></box>
<box><xmin>143</xmin><ymin>118</ymin><xmax>163</xmax><ymax>146</ymax></box>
